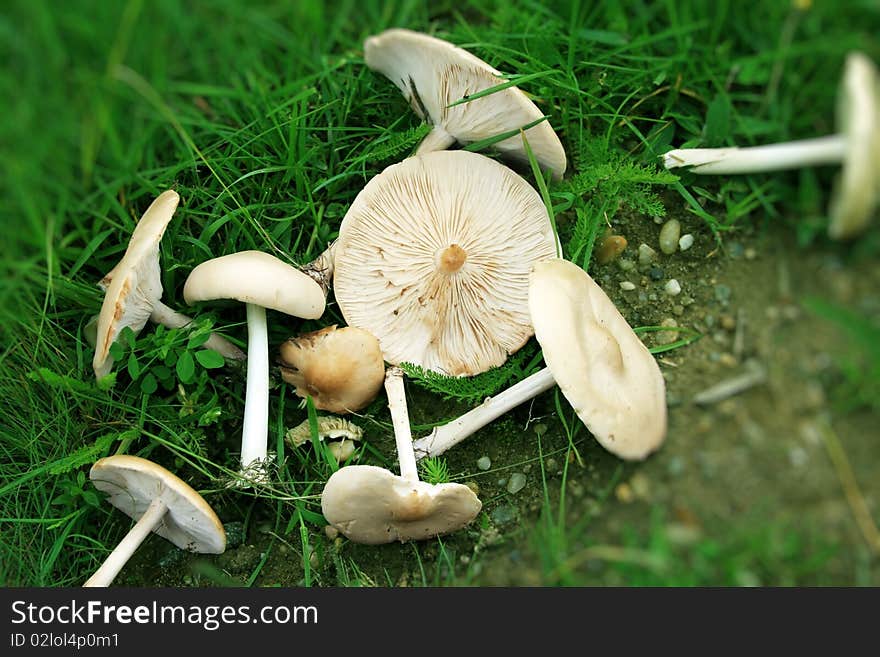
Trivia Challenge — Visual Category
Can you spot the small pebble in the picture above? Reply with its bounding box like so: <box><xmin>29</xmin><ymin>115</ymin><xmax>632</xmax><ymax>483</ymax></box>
<box><xmin>672</xmin><ymin>304</ymin><xmax>684</xmax><ymax>316</ymax></box>
<box><xmin>718</xmin><ymin>353</ymin><xmax>738</xmax><ymax>367</ymax></box>
<box><xmin>615</xmin><ymin>482</ymin><xmax>635</xmax><ymax>503</ymax></box>
<box><xmin>638</xmin><ymin>243</ymin><xmax>657</xmax><ymax>265</ymax></box>
<box><xmin>678</xmin><ymin>234</ymin><xmax>694</xmax><ymax>251</ymax></box>
<box><xmin>655</xmin><ymin>318</ymin><xmax>679</xmax><ymax>345</ymax></box>
<box><xmin>744</xmin><ymin>247</ymin><xmax>757</xmax><ymax>260</ymax></box>
<box><xmin>490</xmin><ymin>504</ymin><xmax>516</xmax><ymax>525</ymax></box>
<box><xmin>544</xmin><ymin>458</ymin><xmax>558</xmax><ymax>473</ymax></box>
<box><xmin>659</xmin><ymin>219</ymin><xmax>681</xmax><ymax>254</ymax></box>
<box><xmin>465</xmin><ymin>480</ymin><xmax>480</xmax><ymax>496</ymax></box>
<box><xmin>714</xmin><ymin>284</ymin><xmax>732</xmax><ymax>304</ymax></box>
<box><xmin>617</xmin><ymin>258</ymin><xmax>636</xmax><ymax>271</ymax></box>
<box><xmin>720</xmin><ymin>314</ymin><xmax>736</xmax><ymax>331</ymax></box>
<box><xmin>476</xmin><ymin>456</ymin><xmax>491</xmax><ymax>471</ymax></box>
<box><xmin>653</xmin><ymin>215</ymin><xmax>665</xmax><ymax>225</ymax></box>
<box><xmin>649</xmin><ymin>266</ymin><xmax>664</xmax><ymax>281</ymax></box>
<box><xmin>595</xmin><ymin>234</ymin><xmax>628</xmax><ymax>265</ymax></box>
<box><xmin>664</xmin><ymin>279</ymin><xmax>682</xmax><ymax>296</ymax></box>
<box><xmin>620</xmin><ymin>281</ymin><xmax>636</xmax><ymax>291</ymax></box>
<box><xmin>507</xmin><ymin>473</ymin><xmax>527</xmax><ymax>494</ymax></box>
<box><xmin>324</xmin><ymin>525</ymin><xmax>339</xmax><ymax>540</ymax></box>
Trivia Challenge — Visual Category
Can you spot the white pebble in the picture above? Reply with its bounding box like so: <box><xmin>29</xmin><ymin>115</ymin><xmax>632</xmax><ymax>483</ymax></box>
<box><xmin>619</xmin><ymin>281</ymin><xmax>636</xmax><ymax>291</ymax></box>
<box><xmin>638</xmin><ymin>243</ymin><xmax>657</xmax><ymax>265</ymax></box>
<box><xmin>679</xmin><ymin>234</ymin><xmax>694</xmax><ymax>251</ymax></box>
<box><xmin>476</xmin><ymin>456</ymin><xmax>491</xmax><ymax>471</ymax></box>
<box><xmin>665</xmin><ymin>279</ymin><xmax>682</xmax><ymax>296</ymax></box>
<box><xmin>506</xmin><ymin>473</ymin><xmax>527</xmax><ymax>494</ymax></box>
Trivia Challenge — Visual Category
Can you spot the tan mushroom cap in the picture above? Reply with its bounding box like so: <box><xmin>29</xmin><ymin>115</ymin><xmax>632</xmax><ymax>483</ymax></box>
<box><xmin>529</xmin><ymin>259</ymin><xmax>667</xmax><ymax>460</ymax></box>
<box><xmin>321</xmin><ymin>465</ymin><xmax>482</xmax><ymax>545</ymax></box>
<box><xmin>333</xmin><ymin>150</ymin><xmax>558</xmax><ymax>377</ymax></box>
<box><xmin>89</xmin><ymin>455</ymin><xmax>226</xmax><ymax>554</ymax></box>
<box><xmin>93</xmin><ymin>190</ymin><xmax>180</xmax><ymax>378</ymax></box>
<box><xmin>364</xmin><ymin>28</ymin><xmax>567</xmax><ymax>178</ymax></box>
<box><xmin>183</xmin><ymin>250</ymin><xmax>325</xmax><ymax>319</ymax></box>
<box><xmin>828</xmin><ymin>51</ymin><xmax>880</xmax><ymax>240</ymax></box>
<box><xmin>280</xmin><ymin>326</ymin><xmax>385</xmax><ymax>414</ymax></box>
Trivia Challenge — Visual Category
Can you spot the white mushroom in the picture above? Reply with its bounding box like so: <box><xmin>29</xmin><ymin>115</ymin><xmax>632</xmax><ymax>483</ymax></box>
<box><xmin>183</xmin><ymin>250</ymin><xmax>325</xmax><ymax>484</ymax></box>
<box><xmin>92</xmin><ymin>190</ymin><xmax>245</xmax><ymax>379</ymax></box>
<box><xmin>83</xmin><ymin>455</ymin><xmax>225</xmax><ymax>587</ymax></box>
<box><xmin>321</xmin><ymin>367</ymin><xmax>481</xmax><ymax>544</ymax></box>
<box><xmin>279</xmin><ymin>325</ymin><xmax>385</xmax><ymax>414</ymax></box>
<box><xmin>364</xmin><ymin>28</ymin><xmax>567</xmax><ymax>178</ymax></box>
<box><xmin>413</xmin><ymin>258</ymin><xmax>667</xmax><ymax>461</ymax></box>
<box><xmin>663</xmin><ymin>52</ymin><xmax>880</xmax><ymax>239</ymax></box>
<box><xmin>333</xmin><ymin>150</ymin><xmax>558</xmax><ymax>377</ymax></box>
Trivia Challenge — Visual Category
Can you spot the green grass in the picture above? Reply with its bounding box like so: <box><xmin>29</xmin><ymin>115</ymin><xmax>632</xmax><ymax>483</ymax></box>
<box><xmin>2</xmin><ymin>0</ymin><xmax>879</xmax><ymax>587</ymax></box>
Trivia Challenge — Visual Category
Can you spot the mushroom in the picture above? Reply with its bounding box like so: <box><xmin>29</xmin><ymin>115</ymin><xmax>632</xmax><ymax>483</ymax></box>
<box><xmin>332</xmin><ymin>150</ymin><xmax>558</xmax><ymax>377</ymax></box>
<box><xmin>93</xmin><ymin>190</ymin><xmax>245</xmax><ymax>379</ymax></box>
<box><xmin>320</xmin><ymin>367</ymin><xmax>482</xmax><ymax>544</ymax></box>
<box><xmin>285</xmin><ymin>416</ymin><xmax>364</xmax><ymax>463</ymax></box>
<box><xmin>279</xmin><ymin>325</ymin><xmax>385</xmax><ymax>414</ymax></box>
<box><xmin>663</xmin><ymin>52</ymin><xmax>880</xmax><ymax>239</ymax></box>
<box><xmin>412</xmin><ymin>258</ymin><xmax>667</xmax><ymax>461</ymax></box>
<box><xmin>183</xmin><ymin>250</ymin><xmax>326</xmax><ymax>483</ymax></box>
<box><xmin>83</xmin><ymin>455</ymin><xmax>225</xmax><ymax>587</ymax></box>
<box><xmin>364</xmin><ymin>28</ymin><xmax>567</xmax><ymax>178</ymax></box>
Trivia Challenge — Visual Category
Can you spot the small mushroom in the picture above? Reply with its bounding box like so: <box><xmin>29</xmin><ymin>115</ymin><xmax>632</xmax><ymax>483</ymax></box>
<box><xmin>413</xmin><ymin>258</ymin><xmax>667</xmax><ymax>461</ymax></box>
<box><xmin>92</xmin><ymin>190</ymin><xmax>245</xmax><ymax>379</ymax></box>
<box><xmin>83</xmin><ymin>455</ymin><xmax>225</xmax><ymax>587</ymax></box>
<box><xmin>285</xmin><ymin>416</ymin><xmax>364</xmax><ymax>463</ymax></box>
<box><xmin>279</xmin><ymin>325</ymin><xmax>385</xmax><ymax>414</ymax></box>
<box><xmin>183</xmin><ymin>250</ymin><xmax>325</xmax><ymax>483</ymax></box>
<box><xmin>663</xmin><ymin>52</ymin><xmax>880</xmax><ymax>239</ymax></box>
<box><xmin>364</xmin><ymin>28</ymin><xmax>567</xmax><ymax>178</ymax></box>
<box><xmin>333</xmin><ymin>150</ymin><xmax>558</xmax><ymax>376</ymax></box>
<box><xmin>320</xmin><ymin>367</ymin><xmax>482</xmax><ymax>544</ymax></box>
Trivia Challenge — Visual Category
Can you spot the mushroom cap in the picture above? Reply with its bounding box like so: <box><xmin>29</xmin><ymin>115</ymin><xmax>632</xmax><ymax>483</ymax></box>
<box><xmin>89</xmin><ymin>454</ymin><xmax>226</xmax><ymax>554</ymax></box>
<box><xmin>320</xmin><ymin>465</ymin><xmax>482</xmax><ymax>544</ymax></box>
<box><xmin>182</xmin><ymin>250</ymin><xmax>325</xmax><ymax>319</ymax></box>
<box><xmin>279</xmin><ymin>325</ymin><xmax>385</xmax><ymax>413</ymax></box>
<box><xmin>529</xmin><ymin>258</ymin><xmax>667</xmax><ymax>460</ymax></box>
<box><xmin>333</xmin><ymin>150</ymin><xmax>558</xmax><ymax>377</ymax></box>
<box><xmin>828</xmin><ymin>51</ymin><xmax>880</xmax><ymax>239</ymax></box>
<box><xmin>364</xmin><ymin>28</ymin><xmax>567</xmax><ymax>178</ymax></box>
<box><xmin>93</xmin><ymin>190</ymin><xmax>180</xmax><ymax>378</ymax></box>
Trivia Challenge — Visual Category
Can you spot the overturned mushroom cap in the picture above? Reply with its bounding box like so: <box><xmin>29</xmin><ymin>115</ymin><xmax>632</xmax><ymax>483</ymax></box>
<box><xmin>93</xmin><ymin>190</ymin><xmax>180</xmax><ymax>378</ymax></box>
<box><xmin>286</xmin><ymin>416</ymin><xmax>363</xmax><ymax>462</ymax></box>
<box><xmin>364</xmin><ymin>28</ymin><xmax>567</xmax><ymax>178</ymax></box>
<box><xmin>280</xmin><ymin>325</ymin><xmax>385</xmax><ymax>413</ymax></box>
<box><xmin>333</xmin><ymin>150</ymin><xmax>558</xmax><ymax>377</ymax></box>
<box><xmin>828</xmin><ymin>51</ymin><xmax>880</xmax><ymax>240</ymax></box>
<box><xmin>529</xmin><ymin>259</ymin><xmax>667</xmax><ymax>460</ymax></box>
<box><xmin>89</xmin><ymin>455</ymin><xmax>226</xmax><ymax>554</ymax></box>
<box><xmin>183</xmin><ymin>250</ymin><xmax>325</xmax><ymax>319</ymax></box>
<box><xmin>321</xmin><ymin>465</ymin><xmax>481</xmax><ymax>544</ymax></box>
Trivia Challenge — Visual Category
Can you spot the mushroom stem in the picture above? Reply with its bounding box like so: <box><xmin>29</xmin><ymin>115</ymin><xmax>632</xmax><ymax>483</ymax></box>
<box><xmin>241</xmin><ymin>303</ymin><xmax>269</xmax><ymax>471</ymax></box>
<box><xmin>384</xmin><ymin>366</ymin><xmax>419</xmax><ymax>481</ymax></box>
<box><xmin>83</xmin><ymin>497</ymin><xmax>168</xmax><ymax>587</ymax></box>
<box><xmin>415</xmin><ymin>125</ymin><xmax>457</xmax><ymax>154</ymax></box>
<box><xmin>662</xmin><ymin>134</ymin><xmax>847</xmax><ymax>174</ymax></box>
<box><xmin>412</xmin><ymin>367</ymin><xmax>556</xmax><ymax>459</ymax></box>
<box><xmin>149</xmin><ymin>301</ymin><xmax>246</xmax><ymax>360</ymax></box>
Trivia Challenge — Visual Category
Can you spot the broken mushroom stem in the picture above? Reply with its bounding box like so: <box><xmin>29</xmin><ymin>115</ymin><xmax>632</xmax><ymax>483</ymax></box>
<box><xmin>148</xmin><ymin>301</ymin><xmax>246</xmax><ymax>360</ymax></box>
<box><xmin>83</xmin><ymin>497</ymin><xmax>167</xmax><ymax>587</ymax></box>
<box><xmin>663</xmin><ymin>133</ymin><xmax>848</xmax><ymax>174</ymax></box>
<box><xmin>412</xmin><ymin>367</ymin><xmax>555</xmax><ymax>460</ymax></box>
<box><xmin>384</xmin><ymin>367</ymin><xmax>418</xmax><ymax>481</ymax></box>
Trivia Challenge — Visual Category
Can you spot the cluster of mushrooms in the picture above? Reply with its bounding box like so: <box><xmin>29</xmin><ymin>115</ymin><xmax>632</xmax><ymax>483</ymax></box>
<box><xmin>81</xmin><ymin>30</ymin><xmax>879</xmax><ymax>585</ymax></box>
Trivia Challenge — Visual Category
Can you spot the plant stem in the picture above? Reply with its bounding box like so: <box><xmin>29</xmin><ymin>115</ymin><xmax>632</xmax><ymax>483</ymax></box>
<box><xmin>384</xmin><ymin>367</ymin><xmax>418</xmax><ymax>481</ymax></box>
<box><xmin>663</xmin><ymin>134</ymin><xmax>846</xmax><ymax>174</ymax></box>
<box><xmin>412</xmin><ymin>367</ymin><xmax>556</xmax><ymax>459</ymax></box>
<box><xmin>241</xmin><ymin>303</ymin><xmax>268</xmax><ymax>470</ymax></box>
<box><xmin>83</xmin><ymin>497</ymin><xmax>167</xmax><ymax>587</ymax></box>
